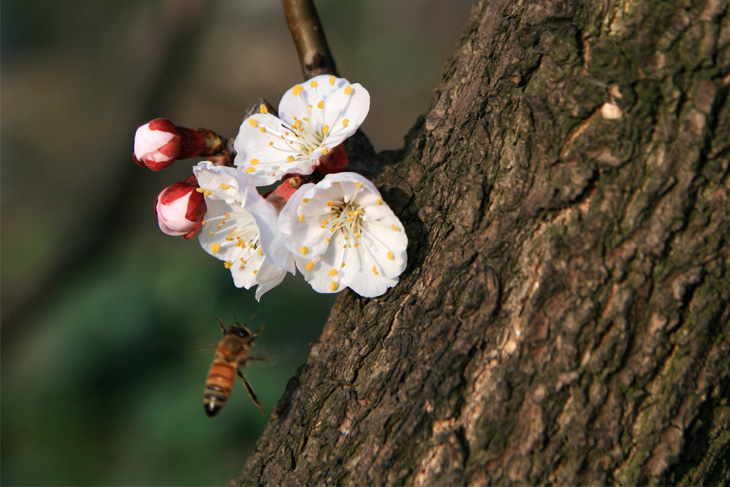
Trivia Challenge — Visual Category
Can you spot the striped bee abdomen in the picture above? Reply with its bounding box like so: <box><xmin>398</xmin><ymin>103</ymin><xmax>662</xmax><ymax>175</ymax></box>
<box><xmin>203</xmin><ymin>361</ymin><xmax>236</xmax><ymax>417</ymax></box>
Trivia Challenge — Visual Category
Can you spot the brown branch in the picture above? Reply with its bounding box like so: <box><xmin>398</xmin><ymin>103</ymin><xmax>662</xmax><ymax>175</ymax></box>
<box><xmin>281</xmin><ymin>0</ymin><xmax>338</xmax><ymax>79</ymax></box>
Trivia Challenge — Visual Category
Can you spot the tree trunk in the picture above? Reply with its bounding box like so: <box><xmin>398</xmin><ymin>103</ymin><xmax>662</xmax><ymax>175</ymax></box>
<box><xmin>233</xmin><ymin>0</ymin><xmax>730</xmax><ymax>485</ymax></box>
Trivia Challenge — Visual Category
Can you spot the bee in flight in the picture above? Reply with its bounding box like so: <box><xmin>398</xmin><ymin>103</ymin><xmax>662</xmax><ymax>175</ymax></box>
<box><xmin>204</xmin><ymin>314</ymin><xmax>267</xmax><ymax>417</ymax></box>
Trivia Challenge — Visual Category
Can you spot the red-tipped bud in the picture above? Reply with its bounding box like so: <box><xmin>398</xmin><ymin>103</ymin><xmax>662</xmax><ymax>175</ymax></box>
<box><xmin>317</xmin><ymin>143</ymin><xmax>348</xmax><ymax>175</ymax></box>
<box><xmin>154</xmin><ymin>175</ymin><xmax>206</xmax><ymax>238</ymax></box>
<box><xmin>133</xmin><ymin>119</ymin><xmax>211</xmax><ymax>171</ymax></box>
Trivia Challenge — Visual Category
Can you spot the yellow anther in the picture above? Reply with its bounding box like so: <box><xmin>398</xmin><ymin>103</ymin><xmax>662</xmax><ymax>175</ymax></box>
<box><xmin>250</xmin><ymin>158</ymin><xmax>259</xmax><ymax>165</ymax></box>
<box><xmin>326</xmin><ymin>201</ymin><xmax>335</xmax><ymax>206</ymax></box>
<box><xmin>342</xmin><ymin>119</ymin><xmax>350</xmax><ymax>128</ymax></box>
<box><xmin>322</xmin><ymin>219</ymin><xmax>329</xmax><ymax>225</ymax></box>
<box><xmin>355</xmin><ymin>182</ymin><xmax>363</xmax><ymax>188</ymax></box>
<box><xmin>299</xmin><ymin>214</ymin><xmax>305</xmax><ymax>222</ymax></box>
<box><xmin>308</xmin><ymin>148</ymin><xmax>314</xmax><ymax>154</ymax></box>
<box><xmin>220</xmin><ymin>183</ymin><xmax>231</xmax><ymax>190</ymax></box>
<box><xmin>292</xmin><ymin>84</ymin><xmax>304</xmax><ymax>96</ymax></box>
<box><xmin>376</xmin><ymin>198</ymin><xmax>383</xmax><ymax>205</ymax></box>
<box><xmin>330</xmin><ymin>281</ymin><xmax>338</xmax><ymax>291</ymax></box>
<box><xmin>348</xmin><ymin>210</ymin><xmax>355</xmax><ymax>216</ymax></box>
<box><xmin>372</xmin><ymin>266</ymin><xmax>378</xmax><ymax>275</ymax></box>
<box><xmin>387</xmin><ymin>251</ymin><xmax>394</xmax><ymax>260</ymax></box>
<box><xmin>341</xmin><ymin>263</ymin><xmax>346</xmax><ymax>268</ymax></box>
<box><xmin>326</xmin><ymin>237</ymin><xmax>331</xmax><ymax>242</ymax></box>
<box><xmin>211</xmin><ymin>243</ymin><xmax>221</xmax><ymax>253</ymax></box>
<box><xmin>224</xmin><ymin>212</ymin><xmax>230</xmax><ymax>218</ymax></box>
<box><xmin>224</xmin><ymin>261</ymin><xmax>233</xmax><ymax>269</ymax></box>
<box><xmin>322</xmin><ymin>125</ymin><xmax>329</xmax><ymax>135</ymax></box>
<box><xmin>392</xmin><ymin>224</ymin><xmax>400</xmax><ymax>231</ymax></box>
<box><xmin>302</xmin><ymin>198</ymin><xmax>309</xmax><ymax>203</ymax></box>
<box><xmin>253</xmin><ymin>270</ymin><xmax>258</xmax><ymax>275</ymax></box>
<box><xmin>310</xmin><ymin>80</ymin><xmax>318</xmax><ymax>88</ymax></box>
<box><xmin>248</xmin><ymin>118</ymin><xmax>259</xmax><ymax>127</ymax></box>
<box><xmin>257</xmin><ymin>247</ymin><xmax>263</xmax><ymax>256</ymax></box>
<box><xmin>259</xmin><ymin>104</ymin><xmax>268</xmax><ymax>114</ymax></box>
<box><xmin>328</xmin><ymin>269</ymin><xmax>338</xmax><ymax>276</ymax></box>
<box><xmin>209</xmin><ymin>231</ymin><xmax>214</xmax><ymax>237</ymax></box>
<box><xmin>305</xmin><ymin>261</ymin><xmax>314</xmax><ymax>271</ymax></box>
<box><xmin>287</xmin><ymin>155</ymin><xmax>295</xmax><ymax>162</ymax></box>
<box><xmin>317</xmin><ymin>100</ymin><xmax>324</xmax><ymax>109</ymax></box>
<box><xmin>269</xmin><ymin>141</ymin><xmax>274</xmax><ymax>146</ymax></box>
<box><xmin>260</xmin><ymin>127</ymin><xmax>266</xmax><ymax>133</ymax></box>
<box><xmin>245</xmin><ymin>167</ymin><xmax>255</xmax><ymax>173</ymax></box>
<box><xmin>300</xmin><ymin>246</ymin><xmax>309</xmax><ymax>254</ymax></box>
<box><xmin>201</xmin><ymin>220</ymin><xmax>207</xmax><ymax>225</ymax></box>
<box><xmin>329</xmin><ymin>75</ymin><xmax>336</xmax><ymax>86</ymax></box>
<box><xmin>344</xmin><ymin>86</ymin><xmax>353</xmax><ymax>95</ymax></box>
<box><xmin>321</xmin><ymin>147</ymin><xmax>329</xmax><ymax>155</ymax></box>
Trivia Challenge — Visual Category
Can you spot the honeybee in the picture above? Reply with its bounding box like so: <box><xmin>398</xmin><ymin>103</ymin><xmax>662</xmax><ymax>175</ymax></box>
<box><xmin>204</xmin><ymin>315</ymin><xmax>267</xmax><ymax>417</ymax></box>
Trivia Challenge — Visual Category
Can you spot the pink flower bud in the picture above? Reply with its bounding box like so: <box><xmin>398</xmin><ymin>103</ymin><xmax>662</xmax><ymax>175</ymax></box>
<box><xmin>154</xmin><ymin>175</ymin><xmax>206</xmax><ymax>239</ymax></box>
<box><xmin>133</xmin><ymin>119</ymin><xmax>207</xmax><ymax>171</ymax></box>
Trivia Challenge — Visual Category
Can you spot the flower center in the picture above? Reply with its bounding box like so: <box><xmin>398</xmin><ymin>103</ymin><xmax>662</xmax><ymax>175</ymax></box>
<box><xmin>325</xmin><ymin>200</ymin><xmax>363</xmax><ymax>241</ymax></box>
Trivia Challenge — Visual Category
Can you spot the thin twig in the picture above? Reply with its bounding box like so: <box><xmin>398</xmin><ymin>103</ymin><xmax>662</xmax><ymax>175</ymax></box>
<box><xmin>281</xmin><ymin>0</ymin><xmax>338</xmax><ymax>79</ymax></box>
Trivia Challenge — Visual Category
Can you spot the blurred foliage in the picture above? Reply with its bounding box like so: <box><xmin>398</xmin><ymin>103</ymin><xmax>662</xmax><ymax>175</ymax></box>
<box><xmin>1</xmin><ymin>0</ymin><xmax>472</xmax><ymax>485</ymax></box>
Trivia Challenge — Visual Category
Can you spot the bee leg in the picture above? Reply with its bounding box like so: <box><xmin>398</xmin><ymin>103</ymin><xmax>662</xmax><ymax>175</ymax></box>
<box><xmin>254</xmin><ymin>323</ymin><xmax>266</xmax><ymax>335</ymax></box>
<box><xmin>216</xmin><ymin>316</ymin><xmax>227</xmax><ymax>335</ymax></box>
<box><xmin>237</xmin><ymin>369</ymin><xmax>264</xmax><ymax>415</ymax></box>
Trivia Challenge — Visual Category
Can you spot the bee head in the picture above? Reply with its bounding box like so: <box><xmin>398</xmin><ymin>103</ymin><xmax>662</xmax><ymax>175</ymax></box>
<box><xmin>229</xmin><ymin>324</ymin><xmax>255</xmax><ymax>340</ymax></box>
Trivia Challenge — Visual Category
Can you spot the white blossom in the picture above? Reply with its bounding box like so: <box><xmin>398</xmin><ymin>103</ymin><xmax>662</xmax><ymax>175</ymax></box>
<box><xmin>234</xmin><ymin>75</ymin><xmax>370</xmax><ymax>186</ymax></box>
<box><xmin>279</xmin><ymin>172</ymin><xmax>407</xmax><ymax>297</ymax></box>
<box><xmin>193</xmin><ymin>161</ymin><xmax>294</xmax><ymax>300</ymax></box>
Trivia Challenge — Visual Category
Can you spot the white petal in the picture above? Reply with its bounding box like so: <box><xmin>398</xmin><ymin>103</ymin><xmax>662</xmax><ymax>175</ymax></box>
<box><xmin>134</xmin><ymin>123</ymin><xmax>175</xmax><ymax>161</ymax></box>
<box><xmin>319</xmin><ymin>83</ymin><xmax>370</xmax><ymax>149</ymax></box>
<box><xmin>246</xmin><ymin>191</ymin><xmax>295</xmax><ymax>274</ymax></box>
<box><xmin>278</xmin><ymin>75</ymin><xmax>349</xmax><ymax>126</ymax></box>
<box><xmin>279</xmin><ymin>183</ymin><xmax>334</xmax><ymax>258</ymax></box>
<box><xmin>254</xmin><ymin>259</ymin><xmax>288</xmax><ymax>301</ymax></box>
<box><xmin>234</xmin><ymin>113</ymin><xmax>316</xmax><ymax>186</ymax></box>
<box><xmin>193</xmin><ymin>161</ymin><xmax>257</xmax><ymax>202</ymax></box>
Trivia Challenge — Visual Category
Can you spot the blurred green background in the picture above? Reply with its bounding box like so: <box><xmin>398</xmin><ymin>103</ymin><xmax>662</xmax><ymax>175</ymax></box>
<box><xmin>1</xmin><ymin>0</ymin><xmax>472</xmax><ymax>485</ymax></box>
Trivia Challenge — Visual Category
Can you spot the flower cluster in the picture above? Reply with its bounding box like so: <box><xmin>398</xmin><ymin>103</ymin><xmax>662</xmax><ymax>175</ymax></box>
<box><xmin>134</xmin><ymin>75</ymin><xmax>407</xmax><ymax>300</ymax></box>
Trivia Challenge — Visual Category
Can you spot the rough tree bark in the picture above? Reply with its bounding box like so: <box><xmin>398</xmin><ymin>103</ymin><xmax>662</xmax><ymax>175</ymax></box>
<box><xmin>234</xmin><ymin>0</ymin><xmax>730</xmax><ymax>485</ymax></box>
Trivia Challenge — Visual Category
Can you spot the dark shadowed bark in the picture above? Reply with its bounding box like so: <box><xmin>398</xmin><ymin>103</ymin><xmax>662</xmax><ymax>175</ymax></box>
<box><xmin>233</xmin><ymin>0</ymin><xmax>730</xmax><ymax>485</ymax></box>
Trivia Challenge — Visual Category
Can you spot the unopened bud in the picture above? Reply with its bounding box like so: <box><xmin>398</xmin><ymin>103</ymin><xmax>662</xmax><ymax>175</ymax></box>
<box><xmin>154</xmin><ymin>175</ymin><xmax>206</xmax><ymax>238</ymax></box>
<box><xmin>134</xmin><ymin>119</ymin><xmax>226</xmax><ymax>171</ymax></box>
